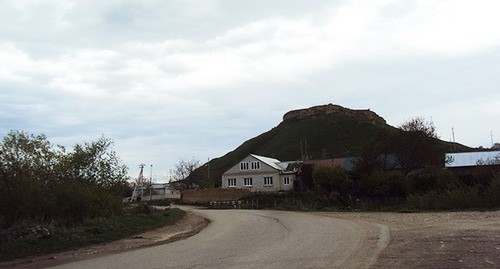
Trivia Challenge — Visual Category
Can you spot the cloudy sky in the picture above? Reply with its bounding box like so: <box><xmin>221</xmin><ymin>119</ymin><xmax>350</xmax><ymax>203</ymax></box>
<box><xmin>1</xmin><ymin>0</ymin><xmax>499</xmax><ymax>180</ymax></box>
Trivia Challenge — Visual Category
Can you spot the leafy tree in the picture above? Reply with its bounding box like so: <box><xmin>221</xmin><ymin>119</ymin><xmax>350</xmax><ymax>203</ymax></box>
<box><xmin>0</xmin><ymin>131</ymin><xmax>128</xmax><ymax>228</ymax></box>
<box><xmin>0</xmin><ymin>131</ymin><xmax>60</xmax><ymax>226</ymax></box>
<box><xmin>58</xmin><ymin>136</ymin><xmax>129</xmax><ymax>194</ymax></box>
<box><xmin>52</xmin><ymin>136</ymin><xmax>129</xmax><ymax>223</ymax></box>
<box><xmin>353</xmin><ymin>132</ymin><xmax>398</xmax><ymax>176</ymax></box>
<box><xmin>297</xmin><ymin>163</ymin><xmax>314</xmax><ymax>191</ymax></box>
<box><xmin>354</xmin><ymin>117</ymin><xmax>443</xmax><ymax>175</ymax></box>
<box><xmin>398</xmin><ymin>116</ymin><xmax>437</xmax><ymax>138</ymax></box>
<box><xmin>392</xmin><ymin>117</ymin><xmax>444</xmax><ymax>172</ymax></box>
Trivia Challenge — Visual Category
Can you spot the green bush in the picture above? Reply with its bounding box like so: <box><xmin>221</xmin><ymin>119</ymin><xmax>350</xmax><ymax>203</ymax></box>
<box><xmin>406</xmin><ymin>186</ymin><xmax>489</xmax><ymax>210</ymax></box>
<box><xmin>407</xmin><ymin>166</ymin><xmax>462</xmax><ymax>194</ymax></box>
<box><xmin>359</xmin><ymin>170</ymin><xmax>409</xmax><ymax>198</ymax></box>
<box><xmin>241</xmin><ymin>191</ymin><xmax>330</xmax><ymax>210</ymax></box>
<box><xmin>133</xmin><ymin>202</ymin><xmax>153</xmax><ymax>214</ymax></box>
<box><xmin>147</xmin><ymin>199</ymin><xmax>172</xmax><ymax>207</ymax></box>
<box><xmin>487</xmin><ymin>173</ymin><xmax>500</xmax><ymax>206</ymax></box>
<box><xmin>312</xmin><ymin>164</ymin><xmax>349</xmax><ymax>193</ymax></box>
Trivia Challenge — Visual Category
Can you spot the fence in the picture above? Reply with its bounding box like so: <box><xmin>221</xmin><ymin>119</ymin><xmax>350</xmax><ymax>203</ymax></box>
<box><xmin>208</xmin><ymin>199</ymin><xmax>261</xmax><ymax>209</ymax></box>
<box><xmin>181</xmin><ymin>188</ymin><xmax>251</xmax><ymax>204</ymax></box>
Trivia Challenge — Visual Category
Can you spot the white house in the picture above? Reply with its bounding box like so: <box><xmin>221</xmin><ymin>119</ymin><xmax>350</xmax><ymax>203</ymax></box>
<box><xmin>221</xmin><ymin>154</ymin><xmax>299</xmax><ymax>192</ymax></box>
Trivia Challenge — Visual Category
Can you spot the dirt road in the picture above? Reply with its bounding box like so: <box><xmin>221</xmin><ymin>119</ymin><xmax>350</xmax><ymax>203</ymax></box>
<box><xmin>321</xmin><ymin>210</ymin><xmax>500</xmax><ymax>268</ymax></box>
<box><xmin>47</xmin><ymin>208</ymin><xmax>389</xmax><ymax>269</ymax></box>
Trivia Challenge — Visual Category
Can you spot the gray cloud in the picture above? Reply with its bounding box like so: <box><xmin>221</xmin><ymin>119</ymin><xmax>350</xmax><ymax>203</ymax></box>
<box><xmin>1</xmin><ymin>0</ymin><xmax>499</xmax><ymax>178</ymax></box>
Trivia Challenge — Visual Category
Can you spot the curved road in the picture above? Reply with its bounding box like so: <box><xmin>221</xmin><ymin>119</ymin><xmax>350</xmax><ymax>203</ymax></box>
<box><xmin>51</xmin><ymin>207</ymin><xmax>389</xmax><ymax>269</ymax></box>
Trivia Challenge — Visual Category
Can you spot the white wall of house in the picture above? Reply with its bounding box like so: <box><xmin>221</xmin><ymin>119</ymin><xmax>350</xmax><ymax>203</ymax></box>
<box><xmin>221</xmin><ymin>155</ymin><xmax>295</xmax><ymax>192</ymax></box>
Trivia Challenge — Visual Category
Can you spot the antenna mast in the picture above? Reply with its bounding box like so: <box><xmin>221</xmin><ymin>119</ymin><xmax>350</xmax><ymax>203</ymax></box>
<box><xmin>131</xmin><ymin>164</ymin><xmax>145</xmax><ymax>201</ymax></box>
<box><xmin>491</xmin><ymin>130</ymin><xmax>494</xmax><ymax>148</ymax></box>
<box><xmin>452</xmin><ymin>127</ymin><xmax>456</xmax><ymax>151</ymax></box>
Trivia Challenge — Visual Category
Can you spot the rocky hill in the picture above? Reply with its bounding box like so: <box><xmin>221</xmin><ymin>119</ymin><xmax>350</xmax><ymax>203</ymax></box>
<box><xmin>283</xmin><ymin>104</ymin><xmax>385</xmax><ymax>124</ymax></box>
<box><xmin>188</xmin><ymin>104</ymin><xmax>468</xmax><ymax>188</ymax></box>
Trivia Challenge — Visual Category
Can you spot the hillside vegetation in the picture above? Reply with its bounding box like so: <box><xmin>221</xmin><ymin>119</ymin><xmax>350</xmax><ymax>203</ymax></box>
<box><xmin>189</xmin><ymin>104</ymin><xmax>469</xmax><ymax>187</ymax></box>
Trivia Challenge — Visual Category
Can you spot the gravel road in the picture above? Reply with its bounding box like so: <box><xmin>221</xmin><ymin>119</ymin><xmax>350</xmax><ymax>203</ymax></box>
<box><xmin>48</xmin><ymin>207</ymin><xmax>389</xmax><ymax>269</ymax></box>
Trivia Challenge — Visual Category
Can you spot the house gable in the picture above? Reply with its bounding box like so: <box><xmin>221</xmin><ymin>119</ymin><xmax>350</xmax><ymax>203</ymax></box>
<box><xmin>223</xmin><ymin>154</ymin><xmax>282</xmax><ymax>176</ymax></box>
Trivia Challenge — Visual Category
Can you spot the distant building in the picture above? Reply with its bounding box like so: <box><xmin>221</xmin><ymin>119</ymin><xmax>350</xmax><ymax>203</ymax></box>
<box><xmin>302</xmin><ymin>157</ymin><xmax>358</xmax><ymax>172</ymax></box>
<box><xmin>492</xmin><ymin>143</ymin><xmax>500</xmax><ymax>150</ymax></box>
<box><xmin>126</xmin><ymin>183</ymin><xmax>180</xmax><ymax>202</ymax></box>
<box><xmin>445</xmin><ymin>151</ymin><xmax>500</xmax><ymax>174</ymax></box>
<box><xmin>445</xmin><ymin>151</ymin><xmax>500</xmax><ymax>167</ymax></box>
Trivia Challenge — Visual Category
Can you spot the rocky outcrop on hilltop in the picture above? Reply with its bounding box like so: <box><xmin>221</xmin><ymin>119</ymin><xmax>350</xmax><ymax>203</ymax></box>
<box><xmin>282</xmin><ymin>103</ymin><xmax>386</xmax><ymax>124</ymax></box>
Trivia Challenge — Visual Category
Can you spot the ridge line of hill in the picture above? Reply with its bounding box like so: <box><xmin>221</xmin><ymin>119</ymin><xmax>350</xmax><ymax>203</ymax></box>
<box><xmin>187</xmin><ymin>104</ymin><xmax>470</xmax><ymax>188</ymax></box>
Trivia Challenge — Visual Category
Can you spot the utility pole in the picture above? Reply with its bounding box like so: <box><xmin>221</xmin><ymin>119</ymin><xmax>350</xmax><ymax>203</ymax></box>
<box><xmin>139</xmin><ymin>164</ymin><xmax>145</xmax><ymax>200</ymax></box>
<box><xmin>149</xmin><ymin>165</ymin><xmax>153</xmax><ymax>201</ymax></box>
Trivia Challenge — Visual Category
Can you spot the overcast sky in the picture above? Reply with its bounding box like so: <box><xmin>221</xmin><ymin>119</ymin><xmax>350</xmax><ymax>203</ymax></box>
<box><xmin>1</xmin><ymin>0</ymin><xmax>499</xmax><ymax>181</ymax></box>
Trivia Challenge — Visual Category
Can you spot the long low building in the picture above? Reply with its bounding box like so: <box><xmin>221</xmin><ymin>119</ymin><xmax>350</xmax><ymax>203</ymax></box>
<box><xmin>445</xmin><ymin>150</ymin><xmax>500</xmax><ymax>175</ymax></box>
<box><xmin>445</xmin><ymin>151</ymin><xmax>500</xmax><ymax>167</ymax></box>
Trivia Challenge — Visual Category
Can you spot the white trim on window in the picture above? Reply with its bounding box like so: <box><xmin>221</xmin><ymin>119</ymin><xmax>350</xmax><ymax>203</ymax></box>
<box><xmin>243</xmin><ymin>177</ymin><xmax>253</xmax><ymax>187</ymax></box>
<box><xmin>283</xmin><ymin>176</ymin><xmax>290</xmax><ymax>185</ymax></box>
<box><xmin>227</xmin><ymin>178</ymin><xmax>236</xmax><ymax>187</ymax></box>
<box><xmin>264</xmin><ymin>176</ymin><xmax>273</xmax><ymax>186</ymax></box>
<box><xmin>251</xmin><ymin>161</ymin><xmax>261</xmax><ymax>170</ymax></box>
<box><xmin>240</xmin><ymin>162</ymin><xmax>249</xmax><ymax>171</ymax></box>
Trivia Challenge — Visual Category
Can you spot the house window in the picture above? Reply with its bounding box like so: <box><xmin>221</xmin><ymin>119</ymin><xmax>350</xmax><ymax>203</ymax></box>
<box><xmin>240</xmin><ymin>162</ymin><xmax>249</xmax><ymax>170</ymax></box>
<box><xmin>283</xmin><ymin>176</ymin><xmax>290</xmax><ymax>185</ymax></box>
<box><xmin>251</xmin><ymin>161</ymin><xmax>261</xmax><ymax>170</ymax></box>
<box><xmin>227</xmin><ymin>178</ymin><xmax>236</xmax><ymax>187</ymax></box>
<box><xmin>264</xmin><ymin>176</ymin><xmax>273</xmax><ymax>186</ymax></box>
<box><xmin>244</xmin><ymin>178</ymin><xmax>253</xmax><ymax>187</ymax></box>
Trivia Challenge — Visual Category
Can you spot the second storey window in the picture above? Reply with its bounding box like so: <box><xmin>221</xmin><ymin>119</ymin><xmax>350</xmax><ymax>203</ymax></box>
<box><xmin>264</xmin><ymin>176</ymin><xmax>273</xmax><ymax>186</ymax></box>
<box><xmin>228</xmin><ymin>178</ymin><xmax>236</xmax><ymax>187</ymax></box>
<box><xmin>244</xmin><ymin>178</ymin><xmax>253</xmax><ymax>187</ymax></box>
<box><xmin>283</xmin><ymin>176</ymin><xmax>290</xmax><ymax>185</ymax></box>
<box><xmin>251</xmin><ymin>161</ymin><xmax>260</xmax><ymax>170</ymax></box>
<box><xmin>240</xmin><ymin>162</ymin><xmax>249</xmax><ymax>170</ymax></box>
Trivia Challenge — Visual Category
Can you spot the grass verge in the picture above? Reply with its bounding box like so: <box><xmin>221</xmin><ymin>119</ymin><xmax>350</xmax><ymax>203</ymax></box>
<box><xmin>0</xmin><ymin>207</ymin><xmax>185</xmax><ymax>262</ymax></box>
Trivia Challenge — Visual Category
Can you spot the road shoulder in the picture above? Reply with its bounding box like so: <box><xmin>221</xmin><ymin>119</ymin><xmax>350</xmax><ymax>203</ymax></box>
<box><xmin>0</xmin><ymin>210</ymin><xmax>210</xmax><ymax>269</ymax></box>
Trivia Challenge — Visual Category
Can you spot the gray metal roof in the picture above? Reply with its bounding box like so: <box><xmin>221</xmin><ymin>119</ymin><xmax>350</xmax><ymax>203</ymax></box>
<box><xmin>445</xmin><ymin>151</ymin><xmax>500</xmax><ymax>167</ymax></box>
<box><xmin>250</xmin><ymin>154</ymin><xmax>283</xmax><ymax>170</ymax></box>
